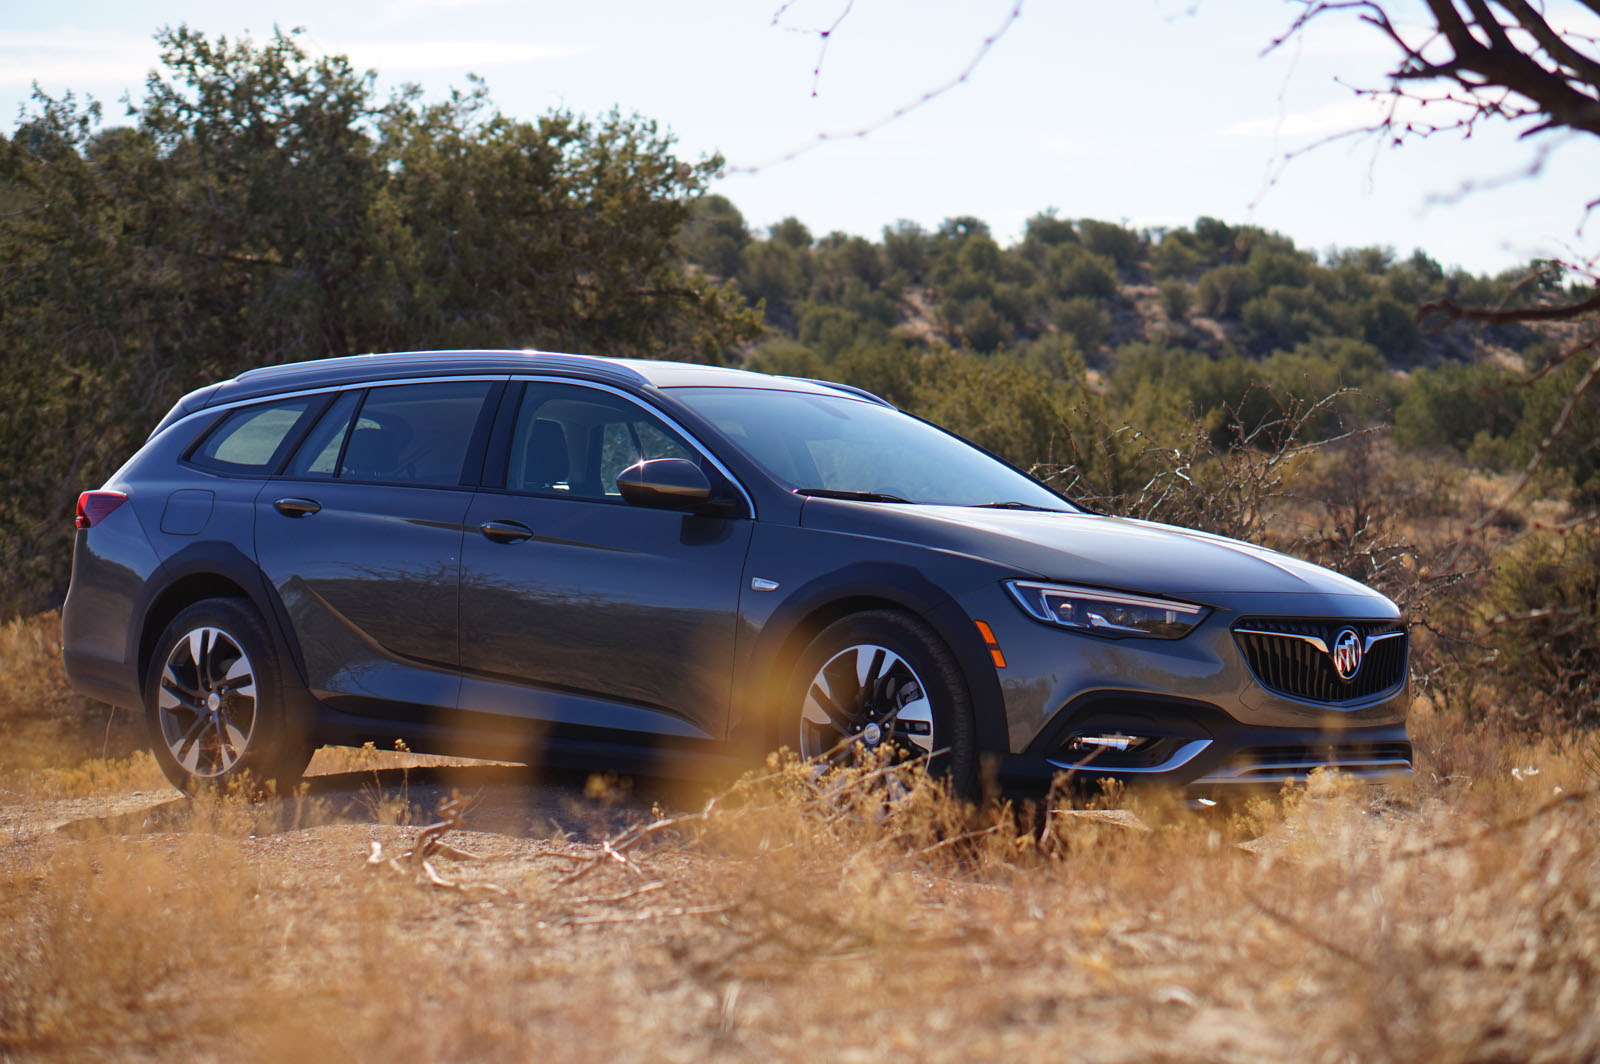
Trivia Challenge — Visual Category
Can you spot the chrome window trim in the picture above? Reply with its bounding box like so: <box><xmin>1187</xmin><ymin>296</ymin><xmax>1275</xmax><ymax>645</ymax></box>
<box><xmin>507</xmin><ymin>374</ymin><xmax>758</xmax><ymax>519</ymax></box>
<box><xmin>153</xmin><ymin>371</ymin><xmax>756</xmax><ymax>516</ymax></box>
<box><xmin>157</xmin><ymin>375</ymin><xmax>513</xmax><ymax>437</ymax></box>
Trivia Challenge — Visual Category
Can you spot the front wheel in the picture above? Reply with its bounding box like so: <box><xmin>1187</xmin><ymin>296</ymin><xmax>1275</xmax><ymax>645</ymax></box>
<box><xmin>144</xmin><ymin>597</ymin><xmax>311</xmax><ymax>795</ymax></box>
<box><xmin>790</xmin><ymin>610</ymin><xmax>978</xmax><ymax>796</ymax></box>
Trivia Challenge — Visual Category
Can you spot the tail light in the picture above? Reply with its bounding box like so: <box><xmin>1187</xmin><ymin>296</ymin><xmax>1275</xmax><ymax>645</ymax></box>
<box><xmin>76</xmin><ymin>491</ymin><xmax>128</xmax><ymax>529</ymax></box>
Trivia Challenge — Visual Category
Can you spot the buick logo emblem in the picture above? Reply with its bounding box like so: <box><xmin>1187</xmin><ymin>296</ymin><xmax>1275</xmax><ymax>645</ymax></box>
<box><xmin>1331</xmin><ymin>628</ymin><xmax>1363</xmax><ymax>681</ymax></box>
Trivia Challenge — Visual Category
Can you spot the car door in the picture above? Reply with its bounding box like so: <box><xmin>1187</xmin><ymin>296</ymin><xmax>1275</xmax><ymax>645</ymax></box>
<box><xmin>457</xmin><ymin>379</ymin><xmax>754</xmax><ymax>740</ymax></box>
<box><xmin>255</xmin><ymin>378</ymin><xmax>503</xmax><ymax>719</ymax></box>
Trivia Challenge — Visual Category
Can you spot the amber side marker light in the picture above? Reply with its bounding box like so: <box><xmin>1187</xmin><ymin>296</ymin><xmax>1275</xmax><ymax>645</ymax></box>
<box><xmin>974</xmin><ymin>620</ymin><xmax>1007</xmax><ymax>668</ymax></box>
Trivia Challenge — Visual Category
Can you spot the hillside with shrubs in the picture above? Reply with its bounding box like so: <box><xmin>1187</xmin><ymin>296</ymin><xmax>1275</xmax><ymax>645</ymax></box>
<box><xmin>680</xmin><ymin>198</ymin><xmax>1599</xmax><ymax>735</ymax></box>
<box><xmin>1</xmin><ymin>25</ymin><xmax>1595</xmax><ymax>740</ymax></box>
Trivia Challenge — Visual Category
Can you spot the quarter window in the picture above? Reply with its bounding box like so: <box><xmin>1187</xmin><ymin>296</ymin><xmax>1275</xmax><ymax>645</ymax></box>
<box><xmin>191</xmin><ymin>398</ymin><xmax>314</xmax><ymax>473</ymax></box>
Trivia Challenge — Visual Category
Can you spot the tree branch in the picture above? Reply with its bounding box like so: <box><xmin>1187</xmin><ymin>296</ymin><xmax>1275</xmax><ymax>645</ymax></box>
<box><xmin>1499</xmin><ymin>0</ymin><xmax>1600</xmax><ymax>86</ymax></box>
<box><xmin>1417</xmin><ymin>287</ymin><xmax>1600</xmax><ymax>328</ymax></box>
<box><xmin>731</xmin><ymin>0</ymin><xmax>1024</xmax><ymax>172</ymax></box>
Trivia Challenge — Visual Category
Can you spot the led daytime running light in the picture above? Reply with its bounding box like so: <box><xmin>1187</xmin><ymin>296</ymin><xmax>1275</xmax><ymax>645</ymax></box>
<box><xmin>1005</xmin><ymin>581</ymin><xmax>1208</xmax><ymax>639</ymax></box>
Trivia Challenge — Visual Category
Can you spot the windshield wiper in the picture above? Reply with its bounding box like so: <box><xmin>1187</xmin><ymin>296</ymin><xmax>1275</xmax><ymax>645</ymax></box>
<box><xmin>794</xmin><ymin>488</ymin><xmax>912</xmax><ymax>504</ymax></box>
<box><xmin>969</xmin><ymin>500</ymin><xmax>1066</xmax><ymax>512</ymax></box>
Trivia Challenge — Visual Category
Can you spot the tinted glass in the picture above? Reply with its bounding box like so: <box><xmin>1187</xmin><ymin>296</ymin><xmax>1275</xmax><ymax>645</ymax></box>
<box><xmin>285</xmin><ymin>390</ymin><xmax>362</xmax><ymax>478</ymax></box>
<box><xmin>506</xmin><ymin>383</ymin><xmax>698</xmax><ymax>499</ymax></box>
<box><xmin>670</xmin><ymin>387</ymin><xmax>1071</xmax><ymax>509</ymax></box>
<box><xmin>336</xmin><ymin>381</ymin><xmax>491</xmax><ymax>486</ymax></box>
<box><xmin>192</xmin><ymin>398</ymin><xmax>313</xmax><ymax>472</ymax></box>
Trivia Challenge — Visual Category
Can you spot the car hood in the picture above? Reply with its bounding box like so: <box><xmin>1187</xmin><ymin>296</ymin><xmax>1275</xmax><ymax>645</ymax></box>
<box><xmin>799</xmin><ymin>500</ymin><xmax>1392</xmax><ymax>605</ymax></box>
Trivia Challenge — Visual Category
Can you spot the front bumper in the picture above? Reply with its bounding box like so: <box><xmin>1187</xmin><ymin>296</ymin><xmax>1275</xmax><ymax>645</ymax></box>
<box><xmin>992</xmin><ymin>692</ymin><xmax>1411</xmax><ymax>794</ymax></box>
<box><xmin>961</xmin><ymin>584</ymin><xmax>1412</xmax><ymax>794</ymax></box>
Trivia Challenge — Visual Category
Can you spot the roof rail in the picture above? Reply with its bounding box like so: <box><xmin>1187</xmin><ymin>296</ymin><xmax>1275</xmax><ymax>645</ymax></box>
<box><xmin>231</xmin><ymin>349</ymin><xmax>654</xmax><ymax>386</ymax></box>
<box><xmin>519</xmin><ymin>350</ymin><xmax>653</xmax><ymax>384</ymax></box>
<box><xmin>780</xmin><ymin>376</ymin><xmax>895</xmax><ymax>408</ymax></box>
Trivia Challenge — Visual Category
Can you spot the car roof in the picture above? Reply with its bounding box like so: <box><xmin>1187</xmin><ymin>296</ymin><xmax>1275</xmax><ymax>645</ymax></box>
<box><xmin>200</xmin><ymin>349</ymin><xmax>879</xmax><ymax>407</ymax></box>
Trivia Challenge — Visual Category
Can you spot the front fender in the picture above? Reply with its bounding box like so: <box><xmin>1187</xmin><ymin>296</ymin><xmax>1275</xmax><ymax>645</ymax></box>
<box><xmin>729</xmin><ymin>532</ymin><xmax>1009</xmax><ymax>757</ymax></box>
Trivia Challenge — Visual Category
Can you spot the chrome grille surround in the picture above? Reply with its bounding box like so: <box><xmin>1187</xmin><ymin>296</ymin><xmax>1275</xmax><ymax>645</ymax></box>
<box><xmin>1233</xmin><ymin>617</ymin><xmax>1408</xmax><ymax>703</ymax></box>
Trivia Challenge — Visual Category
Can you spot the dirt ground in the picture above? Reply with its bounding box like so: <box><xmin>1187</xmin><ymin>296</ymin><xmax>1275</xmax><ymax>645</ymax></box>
<box><xmin>4</xmin><ymin>737</ymin><xmax>1599</xmax><ymax>1063</ymax></box>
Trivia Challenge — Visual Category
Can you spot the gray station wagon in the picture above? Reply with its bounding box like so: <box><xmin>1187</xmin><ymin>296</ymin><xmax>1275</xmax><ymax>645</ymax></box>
<box><xmin>62</xmin><ymin>350</ymin><xmax>1412</xmax><ymax>796</ymax></box>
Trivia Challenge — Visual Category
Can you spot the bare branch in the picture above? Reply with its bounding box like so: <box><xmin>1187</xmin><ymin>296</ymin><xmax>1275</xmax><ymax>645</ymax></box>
<box><xmin>730</xmin><ymin>0</ymin><xmax>1024</xmax><ymax>173</ymax></box>
<box><xmin>1499</xmin><ymin>0</ymin><xmax>1600</xmax><ymax>85</ymax></box>
<box><xmin>1418</xmin><ymin>287</ymin><xmax>1600</xmax><ymax>328</ymax></box>
<box><xmin>772</xmin><ymin>1</ymin><xmax>858</xmax><ymax>98</ymax></box>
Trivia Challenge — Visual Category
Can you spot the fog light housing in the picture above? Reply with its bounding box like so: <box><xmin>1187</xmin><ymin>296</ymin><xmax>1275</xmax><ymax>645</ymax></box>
<box><xmin>1066</xmin><ymin>733</ymin><xmax>1152</xmax><ymax>754</ymax></box>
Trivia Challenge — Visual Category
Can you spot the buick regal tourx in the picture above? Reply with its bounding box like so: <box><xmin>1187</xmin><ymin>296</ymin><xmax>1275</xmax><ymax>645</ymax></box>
<box><xmin>62</xmin><ymin>350</ymin><xmax>1412</xmax><ymax>796</ymax></box>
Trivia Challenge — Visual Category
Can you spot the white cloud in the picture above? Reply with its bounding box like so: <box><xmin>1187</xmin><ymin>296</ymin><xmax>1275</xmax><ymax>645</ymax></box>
<box><xmin>0</xmin><ymin>30</ymin><xmax>148</xmax><ymax>50</ymax></box>
<box><xmin>1217</xmin><ymin>94</ymin><xmax>1478</xmax><ymax>141</ymax></box>
<box><xmin>336</xmin><ymin>39</ymin><xmax>576</xmax><ymax>71</ymax></box>
<box><xmin>0</xmin><ymin>29</ymin><xmax>156</xmax><ymax>90</ymax></box>
<box><xmin>381</xmin><ymin>0</ymin><xmax>502</xmax><ymax>21</ymax></box>
<box><xmin>0</xmin><ymin>28</ymin><xmax>575</xmax><ymax>95</ymax></box>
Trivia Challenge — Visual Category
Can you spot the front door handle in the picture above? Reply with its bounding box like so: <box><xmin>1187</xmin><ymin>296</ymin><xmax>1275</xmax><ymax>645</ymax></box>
<box><xmin>479</xmin><ymin>520</ymin><xmax>534</xmax><ymax>543</ymax></box>
<box><xmin>274</xmin><ymin>497</ymin><xmax>322</xmax><ymax>517</ymax></box>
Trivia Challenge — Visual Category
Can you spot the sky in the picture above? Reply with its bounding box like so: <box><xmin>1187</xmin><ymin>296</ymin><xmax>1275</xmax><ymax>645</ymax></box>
<box><xmin>4</xmin><ymin>0</ymin><xmax>1599</xmax><ymax>276</ymax></box>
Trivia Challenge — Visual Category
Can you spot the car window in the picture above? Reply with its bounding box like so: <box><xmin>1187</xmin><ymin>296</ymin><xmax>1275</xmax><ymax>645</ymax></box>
<box><xmin>191</xmin><ymin>398</ymin><xmax>314</xmax><ymax>473</ymax></box>
<box><xmin>334</xmin><ymin>381</ymin><xmax>491</xmax><ymax>486</ymax></box>
<box><xmin>670</xmin><ymin>386</ymin><xmax>1073</xmax><ymax>509</ymax></box>
<box><xmin>285</xmin><ymin>390</ymin><xmax>362</xmax><ymax>478</ymax></box>
<box><xmin>507</xmin><ymin>382</ymin><xmax>699</xmax><ymax>499</ymax></box>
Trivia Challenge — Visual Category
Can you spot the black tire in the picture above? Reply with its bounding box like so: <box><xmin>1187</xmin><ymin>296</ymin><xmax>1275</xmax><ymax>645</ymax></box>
<box><xmin>788</xmin><ymin>609</ymin><xmax>979</xmax><ymax>797</ymax></box>
<box><xmin>143</xmin><ymin>597</ymin><xmax>311</xmax><ymax>795</ymax></box>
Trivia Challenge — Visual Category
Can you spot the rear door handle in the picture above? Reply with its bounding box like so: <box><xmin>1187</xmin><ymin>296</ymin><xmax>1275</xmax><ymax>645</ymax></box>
<box><xmin>479</xmin><ymin>520</ymin><xmax>534</xmax><ymax>543</ymax></box>
<box><xmin>274</xmin><ymin>497</ymin><xmax>322</xmax><ymax>517</ymax></box>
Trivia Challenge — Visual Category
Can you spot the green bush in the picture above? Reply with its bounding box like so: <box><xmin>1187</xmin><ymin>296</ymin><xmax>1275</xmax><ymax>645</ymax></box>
<box><xmin>1487</xmin><ymin>530</ymin><xmax>1600</xmax><ymax>728</ymax></box>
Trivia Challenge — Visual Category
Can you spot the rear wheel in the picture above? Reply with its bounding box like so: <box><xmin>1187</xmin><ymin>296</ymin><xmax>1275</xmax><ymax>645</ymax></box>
<box><xmin>144</xmin><ymin>598</ymin><xmax>310</xmax><ymax>795</ymax></box>
<box><xmin>790</xmin><ymin>610</ymin><xmax>978</xmax><ymax>796</ymax></box>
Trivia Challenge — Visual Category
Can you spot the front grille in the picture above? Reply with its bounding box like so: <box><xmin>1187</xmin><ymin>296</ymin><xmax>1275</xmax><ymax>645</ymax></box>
<box><xmin>1233</xmin><ymin>617</ymin><xmax>1408</xmax><ymax>703</ymax></box>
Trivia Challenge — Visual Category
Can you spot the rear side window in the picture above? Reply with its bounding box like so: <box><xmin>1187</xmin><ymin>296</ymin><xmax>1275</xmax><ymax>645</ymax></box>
<box><xmin>335</xmin><ymin>381</ymin><xmax>492</xmax><ymax>486</ymax></box>
<box><xmin>190</xmin><ymin>398</ymin><xmax>314</xmax><ymax>473</ymax></box>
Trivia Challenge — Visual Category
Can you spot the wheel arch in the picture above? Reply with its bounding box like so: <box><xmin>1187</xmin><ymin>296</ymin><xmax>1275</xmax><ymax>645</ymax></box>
<box><xmin>132</xmin><ymin>543</ymin><xmax>293</xmax><ymax>696</ymax></box>
<box><xmin>734</xmin><ymin>564</ymin><xmax>1008</xmax><ymax>755</ymax></box>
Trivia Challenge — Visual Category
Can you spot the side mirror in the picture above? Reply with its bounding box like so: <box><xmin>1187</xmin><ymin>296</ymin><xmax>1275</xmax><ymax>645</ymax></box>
<box><xmin>616</xmin><ymin>458</ymin><xmax>733</xmax><ymax>514</ymax></box>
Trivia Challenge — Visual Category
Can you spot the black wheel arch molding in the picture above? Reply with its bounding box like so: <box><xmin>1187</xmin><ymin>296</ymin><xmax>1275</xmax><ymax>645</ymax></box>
<box><xmin>731</xmin><ymin>561</ymin><xmax>1010</xmax><ymax>756</ymax></box>
<box><xmin>129</xmin><ymin>542</ymin><xmax>310</xmax><ymax>710</ymax></box>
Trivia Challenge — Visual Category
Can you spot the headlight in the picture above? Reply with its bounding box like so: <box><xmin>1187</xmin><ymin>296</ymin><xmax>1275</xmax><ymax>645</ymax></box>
<box><xmin>1005</xmin><ymin>581</ymin><xmax>1209</xmax><ymax>639</ymax></box>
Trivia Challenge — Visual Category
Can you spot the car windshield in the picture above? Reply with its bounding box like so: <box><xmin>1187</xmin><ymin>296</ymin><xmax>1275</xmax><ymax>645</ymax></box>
<box><xmin>669</xmin><ymin>386</ymin><xmax>1074</xmax><ymax>510</ymax></box>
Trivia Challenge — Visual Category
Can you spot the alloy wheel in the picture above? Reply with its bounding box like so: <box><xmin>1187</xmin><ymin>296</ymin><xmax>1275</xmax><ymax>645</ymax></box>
<box><xmin>155</xmin><ymin>626</ymin><xmax>258</xmax><ymax>778</ymax></box>
<box><xmin>798</xmin><ymin>643</ymin><xmax>935</xmax><ymax>762</ymax></box>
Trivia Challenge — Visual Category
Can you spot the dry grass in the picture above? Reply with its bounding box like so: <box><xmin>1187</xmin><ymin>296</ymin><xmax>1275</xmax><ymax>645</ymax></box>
<box><xmin>4</xmin><ymin>602</ymin><xmax>1598</xmax><ymax>1062</ymax></box>
<box><xmin>2</xmin><ymin>699</ymin><xmax>1597</xmax><ymax>1059</ymax></box>
<box><xmin>0</xmin><ymin>612</ymin><xmax>166</xmax><ymax>802</ymax></box>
